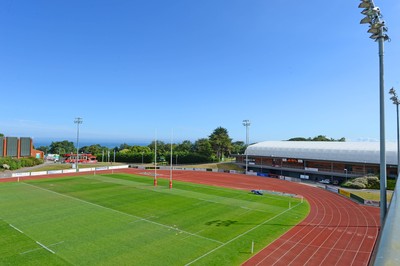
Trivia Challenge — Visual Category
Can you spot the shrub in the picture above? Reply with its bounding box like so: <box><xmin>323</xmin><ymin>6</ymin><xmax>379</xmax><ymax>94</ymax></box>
<box><xmin>366</xmin><ymin>176</ymin><xmax>380</xmax><ymax>189</ymax></box>
<box><xmin>388</xmin><ymin>179</ymin><xmax>397</xmax><ymax>190</ymax></box>
<box><xmin>0</xmin><ymin>157</ymin><xmax>43</xmax><ymax>171</ymax></box>
<box><xmin>341</xmin><ymin>175</ymin><xmax>397</xmax><ymax>190</ymax></box>
<box><xmin>343</xmin><ymin>181</ymin><xmax>366</xmax><ymax>189</ymax></box>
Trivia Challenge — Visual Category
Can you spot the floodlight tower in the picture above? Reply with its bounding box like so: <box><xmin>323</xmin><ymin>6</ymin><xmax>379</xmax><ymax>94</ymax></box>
<box><xmin>242</xmin><ymin>119</ymin><xmax>251</xmax><ymax>173</ymax></box>
<box><xmin>389</xmin><ymin>87</ymin><xmax>400</xmax><ymax>177</ymax></box>
<box><xmin>358</xmin><ymin>0</ymin><xmax>390</xmax><ymax>225</ymax></box>
<box><xmin>74</xmin><ymin>117</ymin><xmax>83</xmax><ymax>172</ymax></box>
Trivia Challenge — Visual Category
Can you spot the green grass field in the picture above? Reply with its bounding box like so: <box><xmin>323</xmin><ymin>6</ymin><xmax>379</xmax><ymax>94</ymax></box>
<box><xmin>0</xmin><ymin>173</ymin><xmax>309</xmax><ymax>265</ymax></box>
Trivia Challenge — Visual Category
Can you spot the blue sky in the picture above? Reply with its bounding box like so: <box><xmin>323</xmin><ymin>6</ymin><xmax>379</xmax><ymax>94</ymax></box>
<box><xmin>1</xmin><ymin>0</ymin><xmax>400</xmax><ymax>145</ymax></box>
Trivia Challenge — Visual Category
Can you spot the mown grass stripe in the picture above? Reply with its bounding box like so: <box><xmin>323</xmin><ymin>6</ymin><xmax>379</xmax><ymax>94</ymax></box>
<box><xmin>0</xmin><ymin>175</ymin><xmax>309</xmax><ymax>265</ymax></box>
<box><xmin>185</xmin><ymin>201</ymin><xmax>304</xmax><ymax>265</ymax></box>
<box><xmin>22</xmin><ymin>182</ymin><xmax>224</xmax><ymax>245</ymax></box>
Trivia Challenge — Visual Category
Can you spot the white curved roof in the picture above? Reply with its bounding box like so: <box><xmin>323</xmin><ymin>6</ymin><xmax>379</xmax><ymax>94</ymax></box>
<box><xmin>246</xmin><ymin>141</ymin><xmax>398</xmax><ymax>165</ymax></box>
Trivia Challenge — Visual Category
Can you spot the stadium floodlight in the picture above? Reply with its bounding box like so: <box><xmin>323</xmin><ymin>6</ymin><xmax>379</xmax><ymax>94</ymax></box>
<box><xmin>242</xmin><ymin>120</ymin><xmax>251</xmax><ymax>173</ymax></box>
<box><xmin>360</xmin><ymin>16</ymin><xmax>372</xmax><ymax>24</ymax></box>
<box><xmin>389</xmin><ymin>87</ymin><xmax>400</xmax><ymax>177</ymax></box>
<box><xmin>358</xmin><ymin>0</ymin><xmax>371</xmax><ymax>9</ymax></box>
<box><xmin>367</xmin><ymin>27</ymin><xmax>379</xmax><ymax>34</ymax></box>
<box><xmin>358</xmin><ymin>0</ymin><xmax>390</xmax><ymax>226</ymax></box>
<box><xmin>74</xmin><ymin>117</ymin><xmax>83</xmax><ymax>172</ymax></box>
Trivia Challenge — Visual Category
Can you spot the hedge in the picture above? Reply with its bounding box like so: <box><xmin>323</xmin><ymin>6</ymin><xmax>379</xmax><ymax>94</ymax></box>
<box><xmin>0</xmin><ymin>157</ymin><xmax>43</xmax><ymax>171</ymax></box>
<box><xmin>94</xmin><ymin>152</ymin><xmax>215</xmax><ymax>164</ymax></box>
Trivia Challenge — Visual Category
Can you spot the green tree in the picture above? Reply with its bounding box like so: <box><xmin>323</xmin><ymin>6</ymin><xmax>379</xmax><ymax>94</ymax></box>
<box><xmin>115</xmin><ymin>143</ymin><xmax>131</xmax><ymax>151</ymax></box>
<box><xmin>288</xmin><ymin>136</ymin><xmax>346</xmax><ymax>142</ymax></box>
<box><xmin>312</xmin><ymin>135</ymin><xmax>332</xmax><ymax>141</ymax></box>
<box><xmin>194</xmin><ymin>138</ymin><xmax>213</xmax><ymax>158</ymax></box>
<box><xmin>35</xmin><ymin>146</ymin><xmax>50</xmax><ymax>153</ymax></box>
<box><xmin>130</xmin><ymin>145</ymin><xmax>151</xmax><ymax>154</ymax></box>
<box><xmin>288</xmin><ymin>137</ymin><xmax>309</xmax><ymax>141</ymax></box>
<box><xmin>148</xmin><ymin>140</ymin><xmax>168</xmax><ymax>155</ymax></box>
<box><xmin>209</xmin><ymin>127</ymin><xmax>232</xmax><ymax>161</ymax></box>
<box><xmin>175</xmin><ymin>140</ymin><xmax>194</xmax><ymax>153</ymax></box>
<box><xmin>49</xmin><ymin>140</ymin><xmax>75</xmax><ymax>154</ymax></box>
<box><xmin>80</xmin><ymin>144</ymin><xmax>106</xmax><ymax>155</ymax></box>
<box><xmin>231</xmin><ymin>141</ymin><xmax>246</xmax><ymax>154</ymax></box>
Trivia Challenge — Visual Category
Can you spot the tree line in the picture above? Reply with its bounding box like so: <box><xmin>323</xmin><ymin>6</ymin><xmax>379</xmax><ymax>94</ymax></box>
<box><xmin>288</xmin><ymin>135</ymin><xmax>346</xmax><ymax>142</ymax></box>
<box><xmin>35</xmin><ymin>127</ymin><xmax>247</xmax><ymax>164</ymax></box>
<box><xmin>1</xmin><ymin>132</ymin><xmax>346</xmax><ymax>166</ymax></box>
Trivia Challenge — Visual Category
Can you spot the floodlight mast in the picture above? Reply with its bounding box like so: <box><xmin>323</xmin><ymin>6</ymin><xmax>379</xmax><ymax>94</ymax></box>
<box><xmin>359</xmin><ymin>0</ymin><xmax>390</xmax><ymax>226</ymax></box>
<box><xmin>389</xmin><ymin>87</ymin><xmax>400</xmax><ymax>177</ymax></box>
<box><xmin>242</xmin><ymin>120</ymin><xmax>251</xmax><ymax>173</ymax></box>
<box><xmin>74</xmin><ymin>117</ymin><xmax>83</xmax><ymax>172</ymax></box>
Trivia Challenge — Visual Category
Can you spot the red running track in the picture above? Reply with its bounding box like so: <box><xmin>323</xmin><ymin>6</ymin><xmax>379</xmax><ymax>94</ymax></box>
<box><xmin>125</xmin><ymin>169</ymin><xmax>380</xmax><ymax>266</ymax></box>
<box><xmin>1</xmin><ymin>169</ymin><xmax>380</xmax><ymax>265</ymax></box>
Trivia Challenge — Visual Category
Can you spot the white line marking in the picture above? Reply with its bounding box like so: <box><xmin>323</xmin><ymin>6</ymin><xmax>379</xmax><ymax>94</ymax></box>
<box><xmin>23</xmin><ymin>182</ymin><xmax>223</xmax><ymax>245</ymax></box>
<box><xmin>20</xmin><ymin>241</ymin><xmax>64</xmax><ymax>255</ymax></box>
<box><xmin>185</xmin><ymin>201</ymin><xmax>304</xmax><ymax>265</ymax></box>
<box><xmin>199</xmin><ymin>198</ymin><xmax>219</xmax><ymax>204</ymax></box>
<box><xmin>48</xmin><ymin>241</ymin><xmax>65</xmax><ymax>247</ymax></box>
<box><xmin>20</xmin><ymin>248</ymin><xmax>41</xmax><ymax>255</ymax></box>
<box><xmin>9</xmin><ymin>224</ymin><xmax>23</xmax><ymax>233</ymax></box>
<box><xmin>240</xmin><ymin>206</ymin><xmax>269</xmax><ymax>213</ymax></box>
<box><xmin>36</xmin><ymin>241</ymin><xmax>55</xmax><ymax>254</ymax></box>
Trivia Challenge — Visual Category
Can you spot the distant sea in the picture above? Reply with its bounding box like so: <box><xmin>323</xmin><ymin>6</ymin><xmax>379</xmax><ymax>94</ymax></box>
<box><xmin>33</xmin><ymin>139</ymin><xmax>151</xmax><ymax>148</ymax></box>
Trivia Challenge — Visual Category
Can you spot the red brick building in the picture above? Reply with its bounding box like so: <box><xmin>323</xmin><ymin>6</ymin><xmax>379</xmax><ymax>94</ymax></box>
<box><xmin>0</xmin><ymin>137</ymin><xmax>44</xmax><ymax>159</ymax></box>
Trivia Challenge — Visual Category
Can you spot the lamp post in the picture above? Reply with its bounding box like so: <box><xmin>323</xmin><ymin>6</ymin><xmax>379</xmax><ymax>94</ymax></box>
<box><xmin>242</xmin><ymin>119</ymin><xmax>251</xmax><ymax>173</ymax></box>
<box><xmin>358</xmin><ymin>0</ymin><xmax>389</xmax><ymax>225</ymax></box>
<box><xmin>389</xmin><ymin>87</ymin><xmax>400</xmax><ymax>177</ymax></box>
<box><xmin>74</xmin><ymin>117</ymin><xmax>83</xmax><ymax>172</ymax></box>
<box><xmin>344</xmin><ymin>168</ymin><xmax>348</xmax><ymax>182</ymax></box>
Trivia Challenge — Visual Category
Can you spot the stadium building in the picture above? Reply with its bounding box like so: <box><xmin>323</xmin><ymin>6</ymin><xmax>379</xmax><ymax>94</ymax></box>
<box><xmin>235</xmin><ymin>141</ymin><xmax>398</xmax><ymax>183</ymax></box>
<box><xmin>0</xmin><ymin>137</ymin><xmax>44</xmax><ymax>159</ymax></box>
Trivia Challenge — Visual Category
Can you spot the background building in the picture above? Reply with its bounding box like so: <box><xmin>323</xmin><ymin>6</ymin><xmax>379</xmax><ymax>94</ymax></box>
<box><xmin>235</xmin><ymin>141</ymin><xmax>398</xmax><ymax>183</ymax></box>
<box><xmin>0</xmin><ymin>137</ymin><xmax>44</xmax><ymax>159</ymax></box>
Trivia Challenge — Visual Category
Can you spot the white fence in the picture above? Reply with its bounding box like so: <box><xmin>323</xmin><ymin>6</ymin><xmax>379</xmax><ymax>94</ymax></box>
<box><xmin>9</xmin><ymin>165</ymin><xmax>130</xmax><ymax>178</ymax></box>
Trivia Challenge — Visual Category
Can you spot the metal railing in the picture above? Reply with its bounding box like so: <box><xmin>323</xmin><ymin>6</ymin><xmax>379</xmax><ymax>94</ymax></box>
<box><xmin>371</xmin><ymin>176</ymin><xmax>399</xmax><ymax>265</ymax></box>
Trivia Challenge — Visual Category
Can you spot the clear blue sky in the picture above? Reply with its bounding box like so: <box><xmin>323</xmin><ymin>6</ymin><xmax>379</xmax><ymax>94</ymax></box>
<box><xmin>1</xmin><ymin>0</ymin><xmax>400</xmax><ymax>145</ymax></box>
